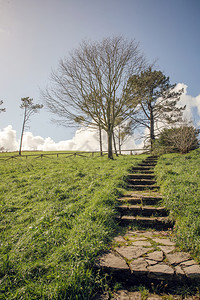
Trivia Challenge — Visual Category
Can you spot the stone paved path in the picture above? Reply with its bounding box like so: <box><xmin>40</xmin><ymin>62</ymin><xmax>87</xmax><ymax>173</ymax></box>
<box><xmin>96</xmin><ymin>156</ymin><xmax>200</xmax><ymax>299</ymax></box>
<box><xmin>99</xmin><ymin>290</ymin><xmax>200</xmax><ymax>299</ymax></box>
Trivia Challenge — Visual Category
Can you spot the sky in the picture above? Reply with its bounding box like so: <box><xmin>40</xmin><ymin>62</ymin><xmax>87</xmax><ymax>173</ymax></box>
<box><xmin>0</xmin><ymin>0</ymin><xmax>200</xmax><ymax>151</ymax></box>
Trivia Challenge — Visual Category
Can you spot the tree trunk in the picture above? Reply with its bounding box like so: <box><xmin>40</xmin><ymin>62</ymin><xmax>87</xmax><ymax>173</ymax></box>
<box><xmin>118</xmin><ymin>127</ymin><xmax>121</xmax><ymax>155</ymax></box>
<box><xmin>19</xmin><ymin>109</ymin><xmax>26</xmax><ymax>155</ymax></box>
<box><xmin>113</xmin><ymin>132</ymin><xmax>118</xmax><ymax>157</ymax></box>
<box><xmin>107</xmin><ymin>125</ymin><xmax>113</xmax><ymax>159</ymax></box>
<box><xmin>99</xmin><ymin>125</ymin><xmax>103</xmax><ymax>156</ymax></box>
<box><xmin>149</xmin><ymin>105</ymin><xmax>155</xmax><ymax>151</ymax></box>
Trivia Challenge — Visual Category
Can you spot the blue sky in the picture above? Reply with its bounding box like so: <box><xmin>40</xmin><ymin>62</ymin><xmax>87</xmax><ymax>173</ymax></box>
<box><xmin>0</xmin><ymin>0</ymin><xmax>200</xmax><ymax>148</ymax></box>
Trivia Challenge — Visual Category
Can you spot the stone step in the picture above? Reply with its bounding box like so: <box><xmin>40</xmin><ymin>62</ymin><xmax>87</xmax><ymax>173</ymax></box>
<box><xmin>127</xmin><ymin>184</ymin><xmax>160</xmax><ymax>191</ymax></box>
<box><xmin>132</xmin><ymin>170</ymin><xmax>155</xmax><ymax>174</ymax></box>
<box><xmin>128</xmin><ymin>174</ymin><xmax>155</xmax><ymax>180</ymax></box>
<box><xmin>117</xmin><ymin>215</ymin><xmax>173</xmax><ymax>230</ymax></box>
<box><xmin>142</xmin><ymin>160</ymin><xmax>158</xmax><ymax>164</ymax></box>
<box><xmin>118</xmin><ymin>196</ymin><xmax>162</xmax><ymax>206</ymax></box>
<box><xmin>118</xmin><ymin>205</ymin><xmax>168</xmax><ymax>217</ymax></box>
<box><xmin>144</xmin><ymin>157</ymin><xmax>158</xmax><ymax>161</ymax></box>
<box><xmin>124</xmin><ymin>191</ymin><xmax>162</xmax><ymax>198</ymax></box>
<box><xmin>96</xmin><ymin>230</ymin><xmax>200</xmax><ymax>285</ymax></box>
<box><xmin>128</xmin><ymin>179</ymin><xmax>156</xmax><ymax>185</ymax></box>
<box><xmin>138</xmin><ymin>163</ymin><xmax>157</xmax><ymax>167</ymax></box>
<box><xmin>131</xmin><ymin>167</ymin><xmax>154</xmax><ymax>173</ymax></box>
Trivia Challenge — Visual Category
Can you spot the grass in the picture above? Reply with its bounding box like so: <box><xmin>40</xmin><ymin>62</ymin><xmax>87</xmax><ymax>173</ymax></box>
<box><xmin>0</xmin><ymin>152</ymin><xmax>146</xmax><ymax>299</ymax></box>
<box><xmin>155</xmin><ymin>148</ymin><xmax>200</xmax><ymax>261</ymax></box>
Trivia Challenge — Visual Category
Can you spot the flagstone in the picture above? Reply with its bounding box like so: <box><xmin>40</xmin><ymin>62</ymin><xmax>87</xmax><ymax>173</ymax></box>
<box><xmin>146</xmin><ymin>259</ymin><xmax>158</xmax><ymax>266</ymax></box>
<box><xmin>130</xmin><ymin>257</ymin><xmax>148</xmax><ymax>274</ymax></box>
<box><xmin>152</xmin><ymin>238</ymin><xmax>175</xmax><ymax>246</ymax></box>
<box><xmin>113</xmin><ymin>236</ymin><xmax>126</xmax><ymax>243</ymax></box>
<box><xmin>180</xmin><ymin>259</ymin><xmax>196</xmax><ymax>267</ymax></box>
<box><xmin>127</xmin><ymin>236</ymin><xmax>148</xmax><ymax>241</ymax></box>
<box><xmin>115</xmin><ymin>246</ymin><xmax>151</xmax><ymax>260</ymax></box>
<box><xmin>183</xmin><ymin>264</ymin><xmax>200</xmax><ymax>279</ymax></box>
<box><xmin>166</xmin><ymin>252</ymin><xmax>191</xmax><ymax>265</ymax></box>
<box><xmin>97</xmin><ymin>251</ymin><xmax>129</xmax><ymax>271</ymax></box>
<box><xmin>146</xmin><ymin>250</ymin><xmax>164</xmax><ymax>262</ymax></box>
<box><xmin>158</xmin><ymin>245</ymin><xmax>175</xmax><ymax>254</ymax></box>
<box><xmin>174</xmin><ymin>265</ymin><xmax>185</xmax><ymax>276</ymax></box>
<box><xmin>148</xmin><ymin>263</ymin><xmax>174</xmax><ymax>280</ymax></box>
<box><xmin>131</xmin><ymin>240</ymin><xmax>152</xmax><ymax>247</ymax></box>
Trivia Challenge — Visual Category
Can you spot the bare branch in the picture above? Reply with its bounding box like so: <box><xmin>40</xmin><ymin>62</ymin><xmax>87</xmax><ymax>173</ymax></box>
<box><xmin>42</xmin><ymin>36</ymin><xmax>146</xmax><ymax>158</ymax></box>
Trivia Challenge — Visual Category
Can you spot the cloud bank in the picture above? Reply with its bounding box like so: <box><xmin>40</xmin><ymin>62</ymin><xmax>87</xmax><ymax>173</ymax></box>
<box><xmin>0</xmin><ymin>125</ymin><xmax>143</xmax><ymax>153</ymax></box>
<box><xmin>0</xmin><ymin>84</ymin><xmax>199</xmax><ymax>152</ymax></box>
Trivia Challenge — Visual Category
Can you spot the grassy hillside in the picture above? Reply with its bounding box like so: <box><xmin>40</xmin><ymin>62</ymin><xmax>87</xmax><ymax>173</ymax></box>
<box><xmin>155</xmin><ymin>149</ymin><xmax>200</xmax><ymax>261</ymax></box>
<box><xmin>0</xmin><ymin>153</ymin><xmax>145</xmax><ymax>299</ymax></box>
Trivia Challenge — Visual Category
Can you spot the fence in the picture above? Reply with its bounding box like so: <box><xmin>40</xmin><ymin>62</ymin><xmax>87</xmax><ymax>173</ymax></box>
<box><xmin>0</xmin><ymin>149</ymin><xmax>149</xmax><ymax>161</ymax></box>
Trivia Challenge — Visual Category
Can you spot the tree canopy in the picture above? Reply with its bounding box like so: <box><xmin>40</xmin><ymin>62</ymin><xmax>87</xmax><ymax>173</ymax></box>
<box><xmin>43</xmin><ymin>36</ymin><xmax>146</xmax><ymax>158</ymax></box>
<box><xmin>126</xmin><ymin>67</ymin><xmax>185</xmax><ymax>149</ymax></box>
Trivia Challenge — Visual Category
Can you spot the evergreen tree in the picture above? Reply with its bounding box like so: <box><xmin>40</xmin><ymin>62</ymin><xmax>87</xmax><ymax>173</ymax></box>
<box><xmin>126</xmin><ymin>68</ymin><xmax>185</xmax><ymax>150</ymax></box>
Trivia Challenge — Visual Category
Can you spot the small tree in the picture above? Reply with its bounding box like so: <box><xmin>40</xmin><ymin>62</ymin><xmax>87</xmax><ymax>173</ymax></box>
<box><xmin>19</xmin><ymin>97</ymin><xmax>43</xmax><ymax>155</ymax></box>
<box><xmin>155</xmin><ymin>123</ymin><xmax>199</xmax><ymax>154</ymax></box>
<box><xmin>113</xmin><ymin>119</ymin><xmax>132</xmax><ymax>154</ymax></box>
<box><xmin>126</xmin><ymin>67</ymin><xmax>185</xmax><ymax>150</ymax></box>
<box><xmin>0</xmin><ymin>100</ymin><xmax>6</xmax><ymax>113</ymax></box>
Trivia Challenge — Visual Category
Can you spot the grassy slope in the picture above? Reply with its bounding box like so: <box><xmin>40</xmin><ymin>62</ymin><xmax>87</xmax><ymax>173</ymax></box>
<box><xmin>155</xmin><ymin>149</ymin><xmax>200</xmax><ymax>261</ymax></box>
<box><xmin>0</xmin><ymin>153</ymin><xmax>145</xmax><ymax>299</ymax></box>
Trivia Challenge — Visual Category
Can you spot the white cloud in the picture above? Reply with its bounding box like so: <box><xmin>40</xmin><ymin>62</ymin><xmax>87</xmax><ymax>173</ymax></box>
<box><xmin>22</xmin><ymin>133</ymin><xmax>45</xmax><ymax>150</ymax></box>
<box><xmin>176</xmin><ymin>83</ymin><xmax>200</xmax><ymax>124</ymax></box>
<box><xmin>0</xmin><ymin>125</ymin><xmax>18</xmax><ymax>151</ymax></box>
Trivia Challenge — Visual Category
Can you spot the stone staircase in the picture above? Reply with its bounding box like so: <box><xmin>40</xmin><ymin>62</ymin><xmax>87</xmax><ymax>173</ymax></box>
<box><xmin>117</xmin><ymin>156</ymin><xmax>173</xmax><ymax>231</ymax></box>
<box><xmin>96</xmin><ymin>156</ymin><xmax>200</xmax><ymax>294</ymax></box>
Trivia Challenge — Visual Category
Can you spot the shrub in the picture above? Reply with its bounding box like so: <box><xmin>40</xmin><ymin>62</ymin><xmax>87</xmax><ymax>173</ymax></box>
<box><xmin>153</xmin><ymin>125</ymin><xmax>199</xmax><ymax>154</ymax></box>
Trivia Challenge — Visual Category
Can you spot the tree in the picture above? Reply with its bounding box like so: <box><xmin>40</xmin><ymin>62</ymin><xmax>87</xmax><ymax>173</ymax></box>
<box><xmin>19</xmin><ymin>97</ymin><xmax>43</xmax><ymax>155</ymax></box>
<box><xmin>0</xmin><ymin>100</ymin><xmax>6</xmax><ymax>113</ymax></box>
<box><xmin>156</xmin><ymin>123</ymin><xmax>199</xmax><ymax>154</ymax></box>
<box><xmin>126</xmin><ymin>67</ymin><xmax>185</xmax><ymax>150</ymax></box>
<box><xmin>113</xmin><ymin>119</ymin><xmax>132</xmax><ymax>154</ymax></box>
<box><xmin>43</xmin><ymin>36</ymin><xmax>146</xmax><ymax>159</ymax></box>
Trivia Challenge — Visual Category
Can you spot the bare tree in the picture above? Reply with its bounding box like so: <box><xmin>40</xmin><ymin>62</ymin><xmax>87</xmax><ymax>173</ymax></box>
<box><xmin>43</xmin><ymin>36</ymin><xmax>146</xmax><ymax>158</ymax></box>
<box><xmin>19</xmin><ymin>97</ymin><xmax>43</xmax><ymax>155</ymax></box>
<box><xmin>0</xmin><ymin>100</ymin><xmax>6</xmax><ymax>113</ymax></box>
<box><xmin>126</xmin><ymin>67</ymin><xmax>185</xmax><ymax>150</ymax></box>
<box><xmin>114</xmin><ymin>119</ymin><xmax>133</xmax><ymax>154</ymax></box>
<box><xmin>157</xmin><ymin>122</ymin><xmax>199</xmax><ymax>154</ymax></box>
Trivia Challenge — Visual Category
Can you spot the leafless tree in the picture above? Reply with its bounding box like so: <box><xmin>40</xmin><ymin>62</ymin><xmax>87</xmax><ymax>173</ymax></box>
<box><xmin>19</xmin><ymin>97</ymin><xmax>43</xmax><ymax>155</ymax></box>
<box><xmin>43</xmin><ymin>36</ymin><xmax>146</xmax><ymax>158</ymax></box>
<box><xmin>158</xmin><ymin>122</ymin><xmax>199</xmax><ymax>154</ymax></box>
<box><xmin>114</xmin><ymin>119</ymin><xmax>133</xmax><ymax>154</ymax></box>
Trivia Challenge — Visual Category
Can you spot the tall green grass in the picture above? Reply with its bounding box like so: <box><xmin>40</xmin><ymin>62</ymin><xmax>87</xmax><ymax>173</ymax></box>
<box><xmin>155</xmin><ymin>149</ymin><xmax>200</xmax><ymax>261</ymax></box>
<box><xmin>0</xmin><ymin>153</ymin><xmax>145</xmax><ymax>299</ymax></box>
